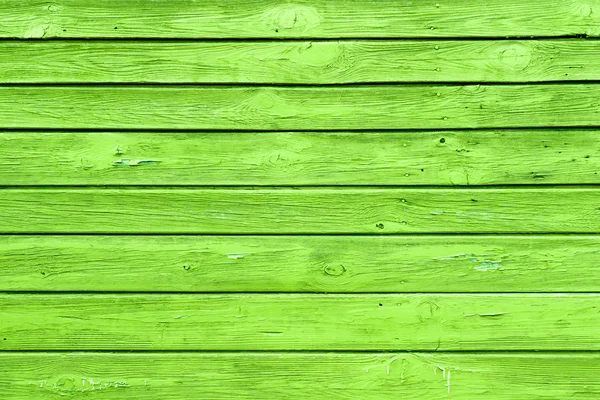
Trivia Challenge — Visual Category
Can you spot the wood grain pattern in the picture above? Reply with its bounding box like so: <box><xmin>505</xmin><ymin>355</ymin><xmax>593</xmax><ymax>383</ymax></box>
<box><xmin>2</xmin><ymin>0</ymin><xmax>599</xmax><ymax>38</ymax></box>
<box><xmin>1</xmin><ymin>130</ymin><xmax>599</xmax><ymax>185</ymax></box>
<box><xmin>2</xmin><ymin>235</ymin><xmax>600</xmax><ymax>292</ymax></box>
<box><xmin>3</xmin><ymin>0</ymin><xmax>599</xmax><ymax>397</ymax></box>
<box><xmin>2</xmin><ymin>188</ymin><xmax>600</xmax><ymax>234</ymax></box>
<box><xmin>1</xmin><ymin>293</ymin><xmax>599</xmax><ymax>350</ymax></box>
<box><xmin>2</xmin><ymin>85</ymin><xmax>599</xmax><ymax>130</ymax></box>
<box><xmin>2</xmin><ymin>352</ymin><xmax>599</xmax><ymax>399</ymax></box>
<box><xmin>2</xmin><ymin>40</ymin><xmax>599</xmax><ymax>83</ymax></box>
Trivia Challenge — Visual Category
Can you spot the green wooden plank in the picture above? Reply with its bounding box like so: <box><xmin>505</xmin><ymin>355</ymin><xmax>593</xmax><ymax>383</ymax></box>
<box><xmin>1</xmin><ymin>130</ymin><xmax>599</xmax><ymax>185</ymax></box>
<box><xmin>1</xmin><ymin>294</ymin><xmax>598</xmax><ymax>350</ymax></box>
<box><xmin>2</xmin><ymin>235</ymin><xmax>600</xmax><ymax>292</ymax></box>
<box><xmin>1</xmin><ymin>0</ymin><xmax>599</xmax><ymax>38</ymax></box>
<box><xmin>2</xmin><ymin>352</ymin><xmax>599</xmax><ymax>399</ymax></box>
<box><xmin>2</xmin><ymin>40</ymin><xmax>600</xmax><ymax>83</ymax></box>
<box><xmin>1</xmin><ymin>85</ymin><xmax>598</xmax><ymax>130</ymax></box>
<box><xmin>2</xmin><ymin>188</ymin><xmax>600</xmax><ymax>233</ymax></box>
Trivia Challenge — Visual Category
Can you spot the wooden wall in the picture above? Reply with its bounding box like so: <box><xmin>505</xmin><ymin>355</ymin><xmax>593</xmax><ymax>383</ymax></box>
<box><xmin>1</xmin><ymin>1</ymin><xmax>600</xmax><ymax>398</ymax></box>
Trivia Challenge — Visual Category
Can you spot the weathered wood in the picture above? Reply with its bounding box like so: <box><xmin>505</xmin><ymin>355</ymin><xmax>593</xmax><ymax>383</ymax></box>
<box><xmin>2</xmin><ymin>40</ymin><xmax>599</xmax><ymax>83</ymax></box>
<box><xmin>2</xmin><ymin>352</ymin><xmax>599</xmax><ymax>399</ymax></box>
<box><xmin>2</xmin><ymin>188</ymin><xmax>600</xmax><ymax>233</ymax></box>
<box><xmin>1</xmin><ymin>294</ymin><xmax>598</xmax><ymax>350</ymax></box>
<box><xmin>2</xmin><ymin>235</ymin><xmax>600</xmax><ymax>292</ymax></box>
<box><xmin>1</xmin><ymin>85</ymin><xmax>599</xmax><ymax>130</ymax></box>
<box><xmin>2</xmin><ymin>0</ymin><xmax>599</xmax><ymax>38</ymax></box>
<box><xmin>1</xmin><ymin>130</ymin><xmax>599</xmax><ymax>185</ymax></box>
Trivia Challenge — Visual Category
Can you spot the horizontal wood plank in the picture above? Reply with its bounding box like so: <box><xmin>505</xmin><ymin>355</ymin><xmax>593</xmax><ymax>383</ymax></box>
<box><xmin>1</xmin><ymin>294</ymin><xmax>598</xmax><ymax>350</ymax></box>
<box><xmin>2</xmin><ymin>188</ymin><xmax>600</xmax><ymax>233</ymax></box>
<box><xmin>2</xmin><ymin>235</ymin><xmax>600</xmax><ymax>292</ymax></box>
<box><xmin>2</xmin><ymin>40</ymin><xmax>600</xmax><ymax>83</ymax></box>
<box><xmin>2</xmin><ymin>352</ymin><xmax>599</xmax><ymax>399</ymax></box>
<box><xmin>2</xmin><ymin>0</ymin><xmax>599</xmax><ymax>38</ymax></box>
<box><xmin>2</xmin><ymin>85</ymin><xmax>599</xmax><ymax>130</ymax></box>
<box><xmin>1</xmin><ymin>130</ymin><xmax>600</xmax><ymax>185</ymax></box>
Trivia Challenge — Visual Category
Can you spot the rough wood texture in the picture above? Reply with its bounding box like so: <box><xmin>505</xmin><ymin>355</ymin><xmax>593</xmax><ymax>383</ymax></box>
<box><xmin>2</xmin><ymin>188</ymin><xmax>600</xmax><ymax>233</ymax></box>
<box><xmin>1</xmin><ymin>130</ymin><xmax>599</xmax><ymax>185</ymax></box>
<box><xmin>2</xmin><ymin>235</ymin><xmax>600</xmax><ymax>292</ymax></box>
<box><xmin>2</xmin><ymin>352</ymin><xmax>599</xmax><ymax>399</ymax></box>
<box><xmin>3</xmin><ymin>0</ymin><xmax>600</xmax><ymax>397</ymax></box>
<box><xmin>2</xmin><ymin>40</ymin><xmax>600</xmax><ymax>83</ymax></box>
<box><xmin>2</xmin><ymin>85</ymin><xmax>599</xmax><ymax>130</ymax></box>
<box><xmin>2</xmin><ymin>0</ymin><xmax>599</xmax><ymax>38</ymax></box>
<box><xmin>1</xmin><ymin>294</ymin><xmax>598</xmax><ymax>350</ymax></box>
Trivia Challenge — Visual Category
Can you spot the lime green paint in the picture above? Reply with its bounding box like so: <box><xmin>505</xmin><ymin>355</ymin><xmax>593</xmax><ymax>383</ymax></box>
<box><xmin>2</xmin><ymin>235</ymin><xmax>600</xmax><ymax>292</ymax></box>
<box><xmin>1</xmin><ymin>130</ymin><xmax>599</xmax><ymax>185</ymax></box>
<box><xmin>2</xmin><ymin>352</ymin><xmax>599</xmax><ymax>399</ymax></box>
<box><xmin>1</xmin><ymin>188</ymin><xmax>600</xmax><ymax>233</ymax></box>
<box><xmin>2</xmin><ymin>85</ymin><xmax>600</xmax><ymax>129</ymax></box>
<box><xmin>3</xmin><ymin>0</ymin><xmax>600</xmax><ymax>397</ymax></box>
<box><xmin>1</xmin><ymin>294</ymin><xmax>598</xmax><ymax>350</ymax></box>
<box><xmin>2</xmin><ymin>40</ymin><xmax>600</xmax><ymax>83</ymax></box>
<box><xmin>1</xmin><ymin>0</ymin><xmax>599</xmax><ymax>38</ymax></box>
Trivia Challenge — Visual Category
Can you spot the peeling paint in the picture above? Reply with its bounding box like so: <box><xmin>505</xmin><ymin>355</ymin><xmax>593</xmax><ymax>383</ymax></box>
<box><xmin>464</xmin><ymin>312</ymin><xmax>508</xmax><ymax>317</ymax></box>
<box><xmin>227</xmin><ymin>253</ymin><xmax>252</xmax><ymax>259</ymax></box>
<box><xmin>43</xmin><ymin>377</ymin><xmax>128</xmax><ymax>393</ymax></box>
<box><xmin>433</xmin><ymin>252</ymin><xmax>505</xmax><ymax>272</ymax></box>
<box><xmin>113</xmin><ymin>159</ymin><xmax>160</xmax><ymax>167</ymax></box>
<box><xmin>474</xmin><ymin>260</ymin><xmax>504</xmax><ymax>272</ymax></box>
<box><xmin>435</xmin><ymin>366</ymin><xmax>451</xmax><ymax>393</ymax></box>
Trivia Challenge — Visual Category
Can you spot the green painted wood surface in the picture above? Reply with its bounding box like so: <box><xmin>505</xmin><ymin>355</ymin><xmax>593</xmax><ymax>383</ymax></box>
<box><xmin>2</xmin><ymin>85</ymin><xmax>599</xmax><ymax>130</ymax></box>
<box><xmin>2</xmin><ymin>235</ymin><xmax>600</xmax><ymax>292</ymax></box>
<box><xmin>2</xmin><ymin>40</ymin><xmax>600</xmax><ymax>83</ymax></box>
<box><xmin>2</xmin><ymin>188</ymin><xmax>600</xmax><ymax>233</ymax></box>
<box><xmin>3</xmin><ymin>0</ymin><xmax>600</xmax><ymax>396</ymax></box>
<box><xmin>1</xmin><ymin>130</ymin><xmax>599</xmax><ymax>185</ymax></box>
<box><xmin>2</xmin><ymin>352</ymin><xmax>599</xmax><ymax>399</ymax></box>
<box><xmin>1</xmin><ymin>294</ymin><xmax>598</xmax><ymax>350</ymax></box>
<box><xmin>2</xmin><ymin>0</ymin><xmax>599</xmax><ymax>39</ymax></box>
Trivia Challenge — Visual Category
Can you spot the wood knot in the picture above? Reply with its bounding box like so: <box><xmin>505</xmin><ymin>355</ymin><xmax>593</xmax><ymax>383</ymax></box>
<box><xmin>268</xmin><ymin>5</ymin><xmax>321</xmax><ymax>33</ymax></box>
<box><xmin>323</xmin><ymin>264</ymin><xmax>346</xmax><ymax>276</ymax></box>
<box><xmin>497</xmin><ymin>44</ymin><xmax>532</xmax><ymax>71</ymax></box>
<box><xmin>579</xmin><ymin>4</ymin><xmax>594</xmax><ymax>17</ymax></box>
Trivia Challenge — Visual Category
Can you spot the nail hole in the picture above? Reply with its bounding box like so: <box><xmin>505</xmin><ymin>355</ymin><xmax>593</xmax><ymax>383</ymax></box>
<box><xmin>183</xmin><ymin>264</ymin><xmax>191</xmax><ymax>270</ymax></box>
<box><xmin>440</xmin><ymin>138</ymin><xmax>446</xmax><ymax>143</ymax></box>
<box><xmin>376</xmin><ymin>223</ymin><xmax>384</xmax><ymax>229</ymax></box>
